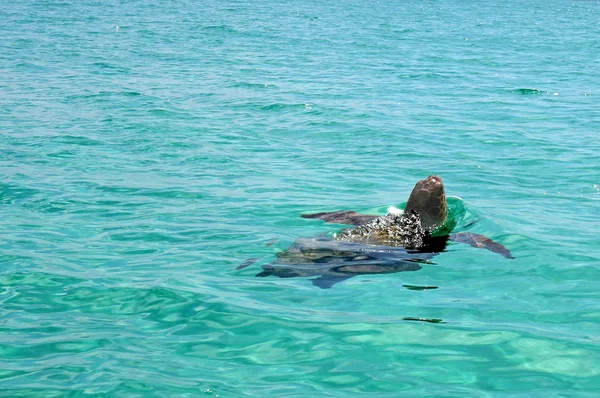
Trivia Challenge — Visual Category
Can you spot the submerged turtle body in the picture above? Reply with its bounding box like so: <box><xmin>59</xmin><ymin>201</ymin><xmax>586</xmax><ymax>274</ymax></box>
<box><xmin>256</xmin><ymin>235</ymin><xmax>436</xmax><ymax>289</ymax></box>
<box><xmin>252</xmin><ymin>175</ymin><xmax>513</xmax><ymax>288</ymax></box>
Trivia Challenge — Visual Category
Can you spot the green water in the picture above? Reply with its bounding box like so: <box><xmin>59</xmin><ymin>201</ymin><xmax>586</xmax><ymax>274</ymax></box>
<box><xmin>1</xmin><ymin>0</ymin><xmax>599</xmax><ymax>396</ymax></box>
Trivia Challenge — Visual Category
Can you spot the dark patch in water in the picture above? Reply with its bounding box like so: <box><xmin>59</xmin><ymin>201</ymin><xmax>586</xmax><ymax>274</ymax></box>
<box><xmin>513</xmin><ymin>88</ymin><xmax>543</xmax><ymax>95</ymax></box>
<box><xmin>402</xmin><ymin>285</ymin><xmax>439</xmax><ymax>291</ymax></box>
<box><xmin>403</xmin><ymin>317</ymin><xmax>444</xmax><ymax>324</ymax></box>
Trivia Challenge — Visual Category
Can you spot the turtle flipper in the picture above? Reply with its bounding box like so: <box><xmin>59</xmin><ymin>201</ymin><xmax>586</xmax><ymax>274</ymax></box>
<box><xmin>301</xmin><ymin>211</ymin><xmax>378</xmax><ymax>226</ymax></box>
<box><xmin>449</xmin><ymin>232</ymin><xmax>514</xmax><ymax>259</ymax></box>
<box><xmin>311</xmin><ymin>275</ymin><xmax>353</xmax><ymax>289</ymax></box>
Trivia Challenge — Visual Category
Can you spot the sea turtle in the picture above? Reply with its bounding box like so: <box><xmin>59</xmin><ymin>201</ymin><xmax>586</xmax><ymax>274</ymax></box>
<box><xmin>248</xmin><ymin>175</ymin><xmax>513</xmax><ymax>289</ymax></box>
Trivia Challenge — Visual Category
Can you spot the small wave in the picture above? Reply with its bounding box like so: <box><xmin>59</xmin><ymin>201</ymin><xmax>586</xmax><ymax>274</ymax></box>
<box><xmin>46</xmin><ymin>150</ymin><xmax>76</xmax><ymax>158</ymax></box>
<box><xmin>146</xmin><ymin>108</ymin><xmax>182</xmax><ymax>117</ymax></box>
<box><xmin>393</xmin><ymin>28</ymin><xmax>414</xmax><ymax>34</ymax></box>
<box><xmin>232</xmin><ymin>82</ymin><xmax>276</xmax><ymax>89</ymax></box>
<box><xmin>512</xmin><ymin>88</ymin><xmax>543</xmax><ymax>95</ymax></box>
<box><xmin>0</xmin><ymin>183</ymin><xmax>40</xmax><ymax>205</ymax></box>
<box><xmin>50</xmin><ymin>135</ymin><xmax>104</xmax><ymax>146</ymax></box>
<box><xmin>260</xmin><ymin>103</ymin><xmax>313</xmax><ymax>112</ymax></box>
<box><xmin>0</xmin><ymin>253</ymin><xmax>32</xmax><ymax>264</ymax></box>
<box><xmin>201</xmin><ymin>24</ymin><xmax>238</xmax><ymax>34</ymax></box>
<box><xmin>90</xmin><ymin>62</ymin><xmax>132</xmax><ymax>75</ymax></box>
<box><xmin>108</xmin><ymin>231</ymin><xmax>188</xmax><ymax>243</ymax></box>
<box><xmin>64</xmin><ymin>90</ymin><xmax>146</xmax><ymax>102</ymax></box>
<box><xmin>92</xmin><ymin>62</ymin><xmax>126</xmax><ymax>70</ymax></box>
<box><xmin>94</xmin><ymin>185</ymin><xmax>206</xmax><ymax>200</ymax></box>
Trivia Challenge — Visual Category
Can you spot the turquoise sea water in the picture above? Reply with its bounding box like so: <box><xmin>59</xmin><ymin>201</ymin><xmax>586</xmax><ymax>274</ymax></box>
<box><xmin>1</xmin><ymin>0</ymin><xmax>599</xmax><ymax>396</ymax></box>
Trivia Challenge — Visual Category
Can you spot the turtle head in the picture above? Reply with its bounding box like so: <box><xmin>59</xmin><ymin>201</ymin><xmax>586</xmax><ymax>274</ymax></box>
<box><xmin>404</xmin><ymin>175</ymin><xmax>448</xmax><ymax>232</ymax></box>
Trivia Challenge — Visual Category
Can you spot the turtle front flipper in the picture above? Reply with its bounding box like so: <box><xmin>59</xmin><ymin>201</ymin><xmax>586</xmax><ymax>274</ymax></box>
<box><xmin>301</xmin><ymin>211</ymin><xmax>378</xmax><ymax>226</ymax></box>
<box><xmin>449</xmin><ymin>232</ymin><xmax>514</xmax><ymax>259</ymax></box>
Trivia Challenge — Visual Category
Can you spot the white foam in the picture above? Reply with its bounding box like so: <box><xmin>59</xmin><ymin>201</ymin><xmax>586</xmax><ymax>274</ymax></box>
<box><xmin>387</xmin><ymin>206</ymin><xmax>403</xmax><ymax>215</ymax></box>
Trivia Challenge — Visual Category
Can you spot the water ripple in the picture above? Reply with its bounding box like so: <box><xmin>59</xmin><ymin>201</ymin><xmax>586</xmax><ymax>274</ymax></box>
<box><xmin>1</xmin><ymin>0</ymin><xmax>599</xmax><ymax>395</ymax></box>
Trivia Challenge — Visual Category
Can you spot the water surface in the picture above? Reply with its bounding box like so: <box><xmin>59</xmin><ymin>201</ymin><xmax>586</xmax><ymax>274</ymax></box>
<box><xmin>1</xmin><ymin>0</ymin><xmax>599</xmax><ymax>396</ymax></box>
